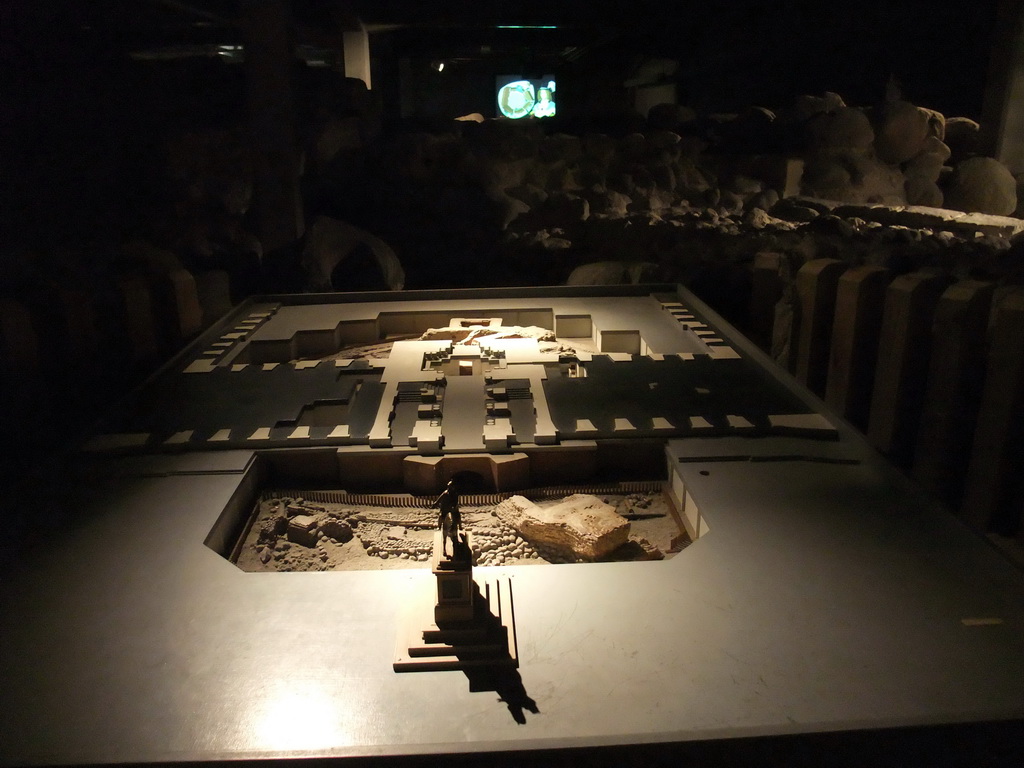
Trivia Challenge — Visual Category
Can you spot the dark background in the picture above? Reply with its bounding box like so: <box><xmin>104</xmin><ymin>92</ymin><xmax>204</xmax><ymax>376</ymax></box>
<box><xmin>0</xmin><ymin>0</ymin><xmax>1002</xmax><ymax>254</ymax></box>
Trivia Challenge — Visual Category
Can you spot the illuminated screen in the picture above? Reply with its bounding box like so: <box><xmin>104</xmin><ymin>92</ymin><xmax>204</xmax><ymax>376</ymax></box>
<box><xmin>496</xmin><ymin>76</ymin><xmax>557</xmax><ymax>119</ymax></box>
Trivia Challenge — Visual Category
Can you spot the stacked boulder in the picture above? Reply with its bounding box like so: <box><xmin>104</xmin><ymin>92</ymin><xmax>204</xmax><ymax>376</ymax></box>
<box><xmin>370</xmin><ymin>92</ymin><xmax>1018</xmax><ymax>251</ymax></box>
<box><xmin>944</xmin><ymin>157</ymin><xmax>1018</xmax><ymax>216</ymax></box>
<box><xmin>800</xmin><ymin>97</ymin><xmax>904</xmax><ymax>205</ymax></box>
<box><xmin>301</xmin><ymin>90</ymin><xmax>1024</xmax><ymax>316</ymax></box>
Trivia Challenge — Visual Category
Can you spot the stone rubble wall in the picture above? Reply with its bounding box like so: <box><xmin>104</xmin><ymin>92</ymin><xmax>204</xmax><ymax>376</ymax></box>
<box><xmin>341</xmin><ymin>92</ymin><xmax>1024</xmax><ymax>321</ymax></box>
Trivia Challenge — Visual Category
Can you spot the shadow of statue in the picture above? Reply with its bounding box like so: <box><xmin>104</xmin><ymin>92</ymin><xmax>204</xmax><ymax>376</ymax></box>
<box><xmin>448</xmin><ymin>582</ymin><xmax>539</xmax><ymax>724</ymax></box>
<box><xmin>464</xmin><ymin>666</ymin><xmax>539</xmax><ymax>725</ymax></box>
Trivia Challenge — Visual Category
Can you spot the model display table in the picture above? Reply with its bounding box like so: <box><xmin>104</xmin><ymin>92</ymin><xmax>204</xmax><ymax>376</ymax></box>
<box><xmin>2</xmin><ymin>285</ymin><xmax>1022</xmax><ymax>765</ymax></box>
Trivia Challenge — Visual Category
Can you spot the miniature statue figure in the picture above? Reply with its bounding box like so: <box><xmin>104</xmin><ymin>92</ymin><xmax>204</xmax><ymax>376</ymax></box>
<box><xmin>434</xmin><ymin>479</ymin><xmax>463</xmax><ymax>559</ymax></box>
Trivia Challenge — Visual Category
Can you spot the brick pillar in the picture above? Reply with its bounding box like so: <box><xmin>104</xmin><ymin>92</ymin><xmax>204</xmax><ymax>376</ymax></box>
<box><xmin>961</xmin><ymin>290</ymin><xmax>1024</xmax><ymax>533</ymax></box>
<box><xmin>912</xmin><ymin>280</ymin><xmax>995</xmax><ymax>506</ymax></box>
<box><xmin>867</xmin><ymin>271</ymin><xmax>949</xmax><ymax>466</ymax></box>
<box><xmin>794</xmin><ymin>258</ymin><xmax>847</xmax><ymax>396</ymax></box>
<box><xmin>825</xmin><ymin>265</ymin><xmax>891</xmax><ymax>431</ymax></box>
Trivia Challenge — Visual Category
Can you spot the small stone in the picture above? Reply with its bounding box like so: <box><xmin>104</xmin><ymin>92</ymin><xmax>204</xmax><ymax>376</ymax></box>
<box><xmin>770</xmin><ymin>200</ymin><xmax>819</xmax><ymax>223</ymax></box>
<box><xmin>810</xmin><ymin>214</ymin><xmax>855</xmax><ymax>238</ymax></box>
<box><xmin>322</xmin><ymin>518</ymin><xmax>353</xmax><ymax>543</ymax></box>
<box><xmin>744</xmin><ymin>207</ymin><xmax>773</xmax><ymax>230</ymax></box>
<box><xmin>380</xmin><ymin>551</ymin><xmax>389</xmax><ymax>560</ymax></box>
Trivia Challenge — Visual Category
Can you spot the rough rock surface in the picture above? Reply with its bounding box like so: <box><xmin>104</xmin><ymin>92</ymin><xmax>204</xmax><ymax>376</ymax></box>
<box><xmin>903</xmin><ymin>137</ymin><xmax>951</xmax><ymax>184</ymax></box>
<box><xmin>321</xmin><ymin>517</ymin><xmax>353</xmax><ymax>543</ymax></box>
<box><xmin>944</xmin><ymin>117</ymin><xmax>982</xmax><ymax>164</ymax></box>
<box><xmin>807</xmin><ymin>107</ymin><xmax>874</xmax><ymax>151</ymax></box>
<box><xmin>287</xmin><ymin>514</ymin><xmax>319</xmax><ymax>547</ymax></box>
<box><xmin>944</xmin><ymin>157</ymin><xmax>1018</xmax><ymax>216</ymax></box>
<box><xmin>494</xmin><ymin>494</ymin><xmax>630</xmax><ymax>560</ymax></box>
<box><xmin>801</xmin><ymin>152</ymin><xmax>905</xmax><ymax>205</ymax></box>
<box><xmin>905</xmin><ymin>177</ymin><xmax>944</xmax><ymax>208</ymax></box>
<box><xmin>874</xmin><ymin>101</ymin><xmax>934</xmax><ymax>164</ymax></box>
<box><xmin>781</xmin><ymin>91</ymin><xmax>846</xmax><ymax>124</ymax></box>
<box><xmin>277</xmin><ymin>92</ymin><xmax>1024</xmax><ymax>311</ymax></box>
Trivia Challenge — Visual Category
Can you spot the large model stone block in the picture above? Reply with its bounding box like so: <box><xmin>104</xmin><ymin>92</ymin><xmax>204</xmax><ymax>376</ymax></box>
<box><xmin>494</xmin><ymin>494</ymin><xmax>629</xmax><ymax>560</ymax></box>
<box><xmin>286</xmin><ymin>514</ymin><xmax>319</xmax><ymax>547</ymax></box>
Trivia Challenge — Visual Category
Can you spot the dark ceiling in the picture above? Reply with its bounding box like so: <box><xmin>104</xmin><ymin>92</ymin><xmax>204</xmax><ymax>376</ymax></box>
<box><xmin>0</xmin><ymin>0</ymin><xmax>1005</xmax><ymax>117</ymax></box>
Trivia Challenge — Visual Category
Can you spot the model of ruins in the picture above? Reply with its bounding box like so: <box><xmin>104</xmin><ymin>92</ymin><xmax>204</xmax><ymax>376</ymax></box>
<box><xmin>84</xmin><ymin>289</ymin><xmax>837</xmax><ymax>577</ymax></box>
<box><xmin>233</xmin><ymin>487</ymin><xmax>680</xmax><ymax>573</ymax></box>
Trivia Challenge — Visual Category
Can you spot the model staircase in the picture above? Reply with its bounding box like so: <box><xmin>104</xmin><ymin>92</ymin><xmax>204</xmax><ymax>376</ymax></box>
<box><xmin>406</xmin><ymin>581</ymin><xmax>516</xmax><ymax>663</ymax></box>
<box><xmin>394</xmin><ymin>531</ymin><xmax>518</xmax><ymax>672</ymax></box>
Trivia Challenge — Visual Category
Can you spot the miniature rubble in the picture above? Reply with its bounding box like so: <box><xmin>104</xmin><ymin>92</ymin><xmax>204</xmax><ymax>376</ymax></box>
<box><xmin>419</xmin><ymin>324</ymin><xmax>555</xmax><ymax>345</ymax></box>
<box><xmin>493</xmin><ymin>494</ymin><xmax>631</xmax><ymax>561</ymax></box>
<box><xmin>234</xmin><ymin>491</ymin><xmax>684</xmax><ymax>572</ymax></box>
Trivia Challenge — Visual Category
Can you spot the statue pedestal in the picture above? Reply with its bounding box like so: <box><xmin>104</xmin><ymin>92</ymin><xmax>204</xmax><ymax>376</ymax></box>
<box><xmin>432</xmin><ymin>530</ymin><xmax>474</xmax><ymax>623</ymax></box>
<box><xmin>394</xmin><ymin>532</ymin><xmax>518</xmax><ymax>672</ymax></box>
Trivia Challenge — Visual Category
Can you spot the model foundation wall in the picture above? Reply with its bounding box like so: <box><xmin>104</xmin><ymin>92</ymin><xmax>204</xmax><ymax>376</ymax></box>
<box><xmin>402</xmin><ymin>453</ymin><xmax>530</xmax><ymax>495</ymax></box>
<box><xmin>666</xmin><ymin>454</ymin><xmax>709</xmax><ymax>540</ymax></box>
<box><xmin>335</xmin><ymin>447</ymin><xmax>411</xmax><ymax>490</ymax></box>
